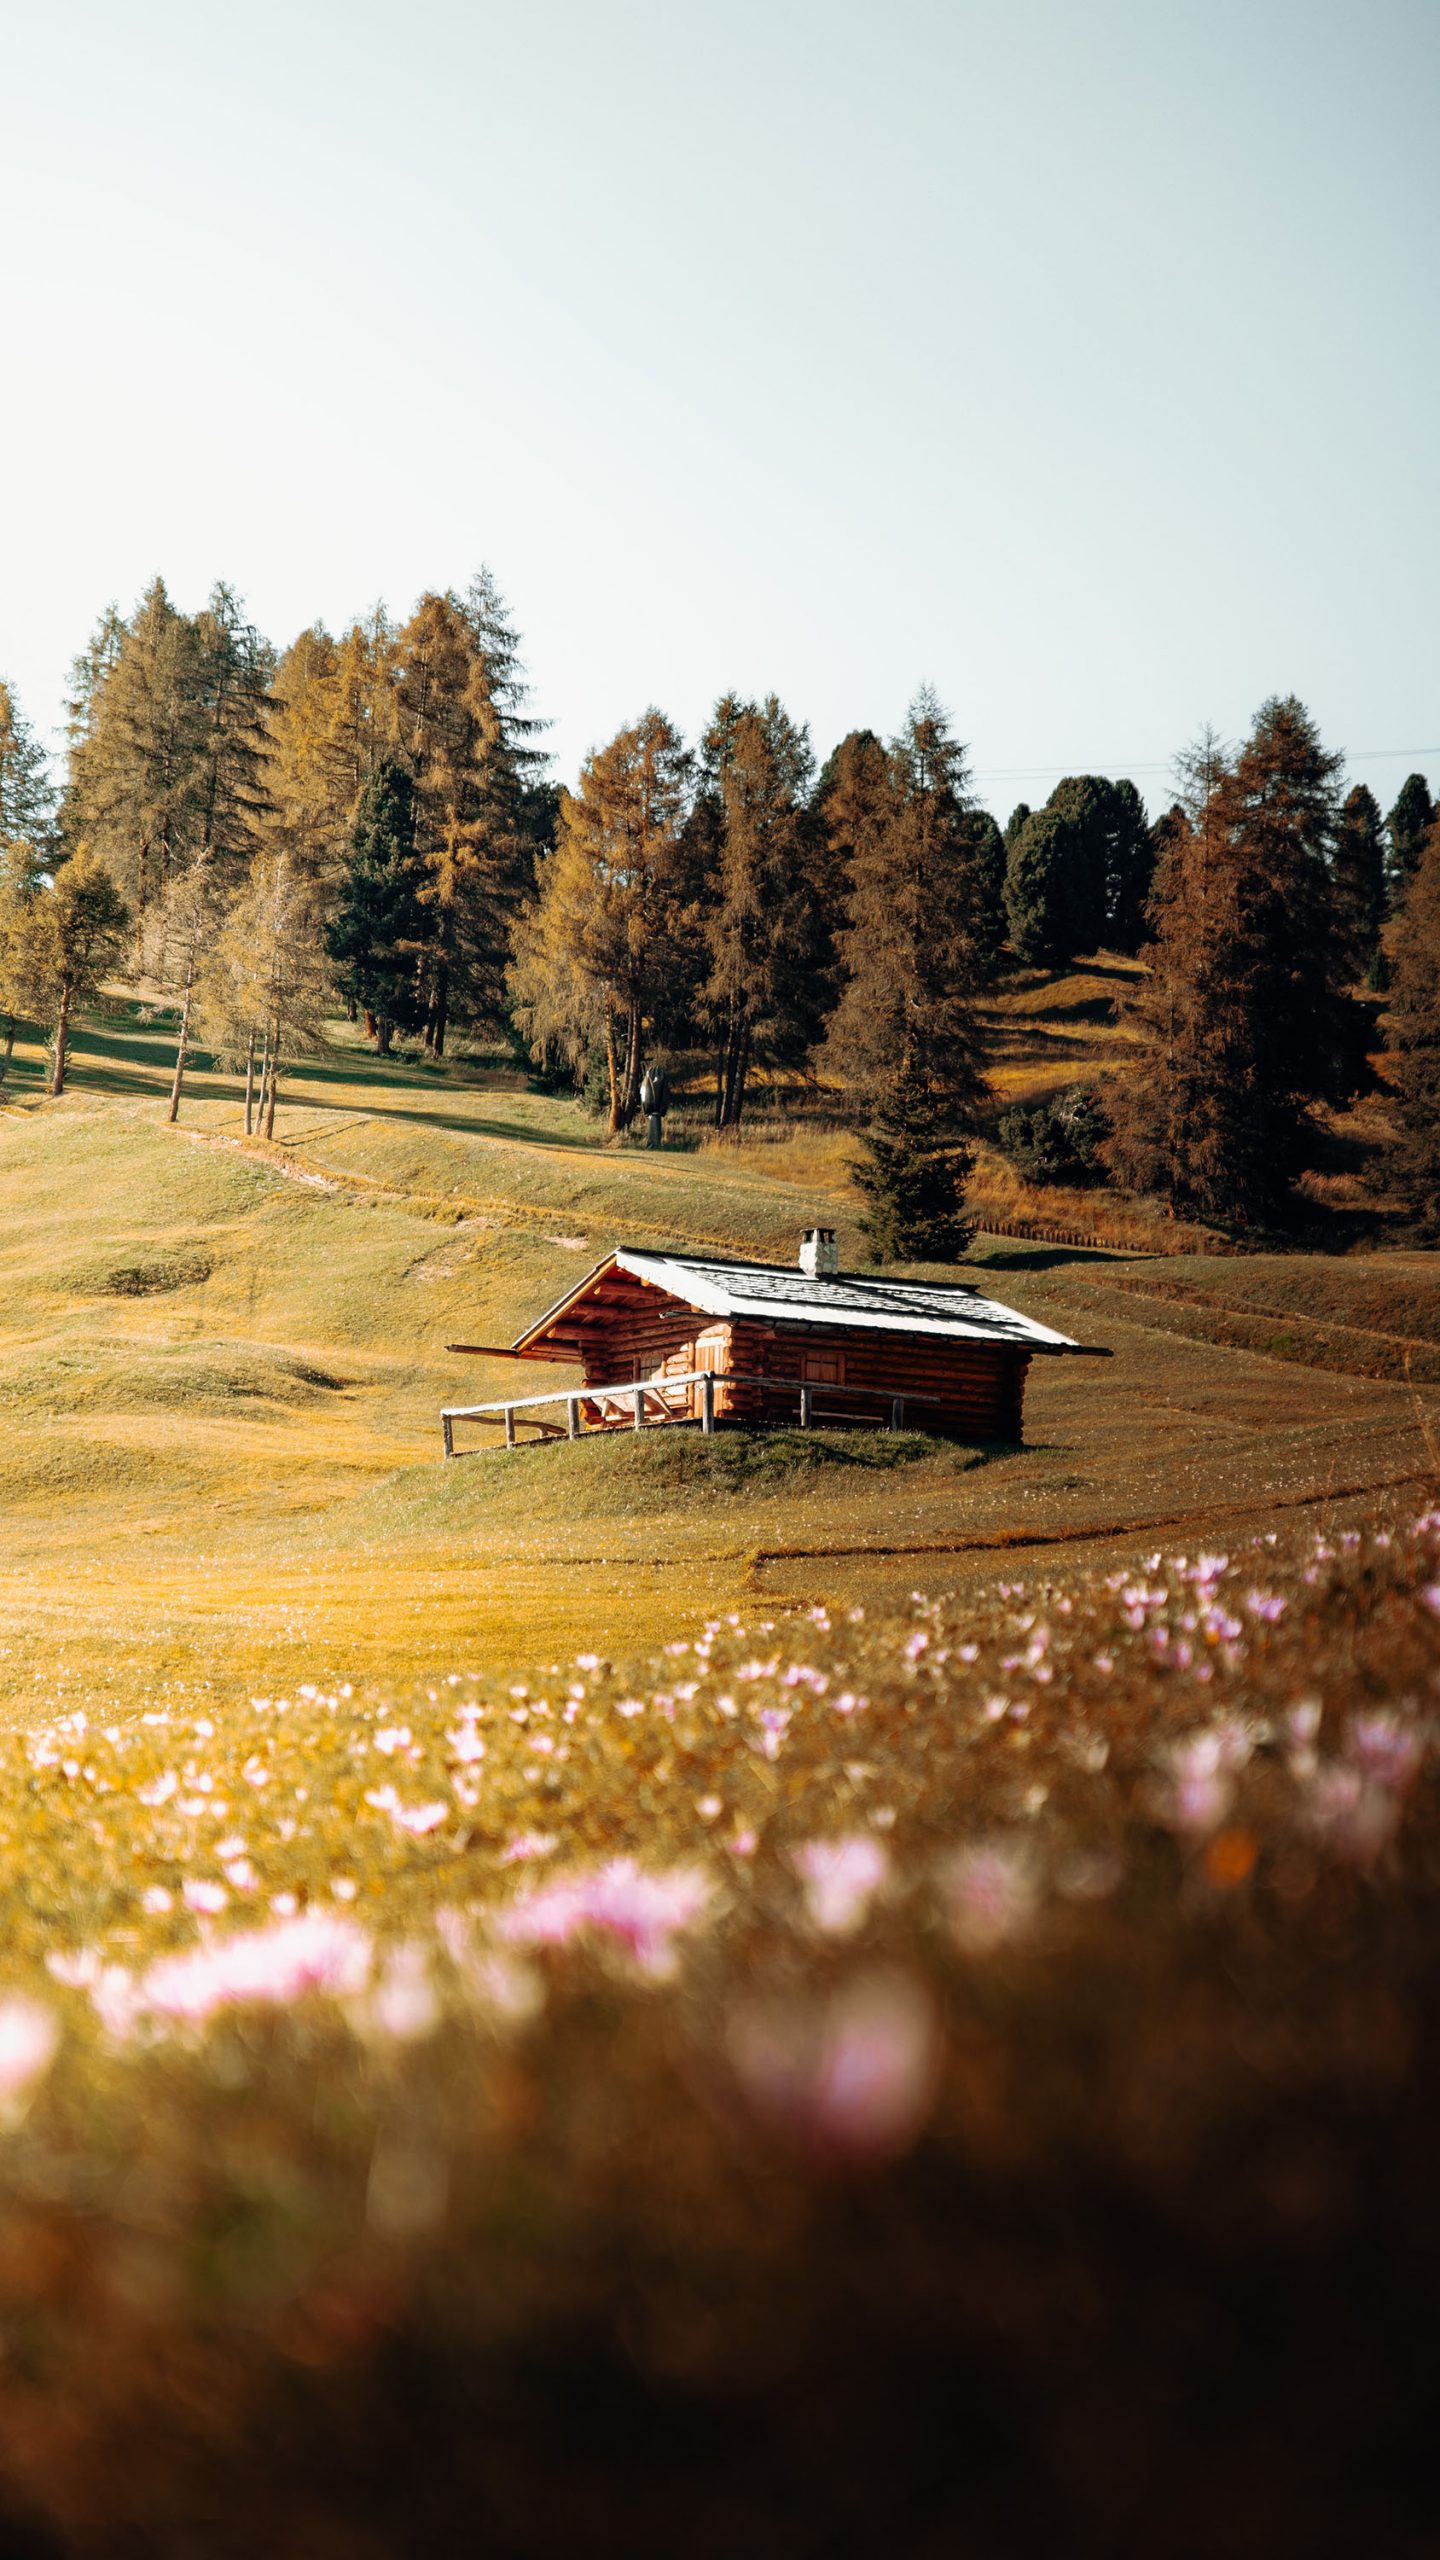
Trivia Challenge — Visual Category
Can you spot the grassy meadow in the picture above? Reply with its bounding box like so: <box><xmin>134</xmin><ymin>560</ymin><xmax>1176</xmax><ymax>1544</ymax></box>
<box><xmin>0</xmin><ymin>973</ymin><xmax>1429</xmax><ymax>1716</ymax></box>
<box><xmin>1</xmin><ymin>976</ymin><xmax>1437</xmax><ymax>2554</ymax></box>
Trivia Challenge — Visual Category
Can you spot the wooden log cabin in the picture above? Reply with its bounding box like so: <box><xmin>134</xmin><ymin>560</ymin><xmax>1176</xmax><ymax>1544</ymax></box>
<box><xmin>448</xmin><ymin>1229</ymin><xmax>1108</xmax><ymax>1448</ymax></box>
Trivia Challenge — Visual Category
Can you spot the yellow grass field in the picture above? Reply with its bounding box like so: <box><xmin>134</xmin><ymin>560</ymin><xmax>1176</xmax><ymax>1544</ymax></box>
<box><xmin>0</xmin><ymin>982</ymin><xmax>1431</xmax><ymax>1718</ymax></box>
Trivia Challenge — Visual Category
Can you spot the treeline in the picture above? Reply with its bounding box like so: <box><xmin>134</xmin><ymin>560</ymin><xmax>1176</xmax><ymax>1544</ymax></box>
<box><xmin>0</xmin><ymin>574</ymin><xmax>552</xmax><ymax>1124</ymax></box>
<box><xmin>0</xmin><ymin>574</ymin><xmax>1437</xmax><ymax>1252</ymax></box>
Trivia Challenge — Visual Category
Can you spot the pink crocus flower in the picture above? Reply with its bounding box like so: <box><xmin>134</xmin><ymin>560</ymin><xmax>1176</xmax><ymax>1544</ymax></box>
<box><xmin>0</xmin><ymin>1998</ymin><xmax>59</xmax><ymax>2120</ymax></box>
<box><xmin>128</xmin><ymin>1911</ymin><xmax>373</xmax><ymax>2025</ymax></box>
<box><xmin>727</xmin><ymin>1969</ymin><xmax>939</xmax><ymax>2161</ymax></box>
<box><xmin>1345</xmin><ymin>1711</ymin><xmax>1425</xmax><ymax>1791</ymax></box>
<box><xmin>792</xmin><ymin>1836</ymin><xmax>889</xmax><ymax>1936</ymax></box>
<box><xmin>496</xmin><ymin>1858</ymin><xmax>713</xmax><ymax>1979</ymax></box>
<box><xmin>944</xmin><ymin>1841</ymin><xmax>1038</xmax><ymax>1951</ymax></box>
<box><xmin>182</xmin><ymin>1879</ymin><xmax>228</xmax><ymax>1917</ymax></box>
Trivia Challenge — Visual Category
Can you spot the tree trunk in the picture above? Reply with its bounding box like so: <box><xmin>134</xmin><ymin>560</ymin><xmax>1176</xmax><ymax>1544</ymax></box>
<box><xmin>166</xmin><ymin>944</ymin><xmax>196</xmax><ymax>1125</ymax></box>
<box><xmin>243</xmin><ymin>1027</ymin><xmax>256</xmax><ymax>1136</ymax></box>
<box><xmin>263</xmin><ymin>1020</ymin><xmax>279</xmax><ymax>1140</ymax></box>
<box><xmin>605</xmin><ymin>1004</ymin><xmax>622</xmax><ymax>1137</ymax></box>
<box><xmin>255</xmin><ymin>1023</ymin><xmax>272</xmax><ymax>1137</ymax></box>
<box><xmin>424</xmin><ymin>963</ymin><xmax>449</xmax><ymax>1059</ymax></box>
<box><xmin>0</xmin><ymin>1017</ymin><xmax>14</xmax><ymax>1085</ymax></box>
<box><xmin>716</xmin><ymin>1009</ymin><xmax>749</xmax><ymax>1130</ymax></box>
<box><xmin>364</xmin><ymin>1009</ymin><xmax>377</xmax><ymax>1042</ymax></box>
<box><xmin>377</xmin><ymin>1017</ymin><xmax>393</xmax><ymax>1058</ymax></box>
<box><xmin>618</xmin><ymin>1002</ymin><xmax>643</xmax><ymax>1129</ymax></box>
<box><xmin>50</xmin><ymin>980</ymin><xmax>74</xmax><ymax>1097</ymax></box>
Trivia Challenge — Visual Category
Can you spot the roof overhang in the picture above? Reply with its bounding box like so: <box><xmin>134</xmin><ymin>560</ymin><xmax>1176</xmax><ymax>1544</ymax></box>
<box><xmin>506</xmin><ymin>1248</ymin><xmax>1104</xmax><ymax>1361</ymax></box>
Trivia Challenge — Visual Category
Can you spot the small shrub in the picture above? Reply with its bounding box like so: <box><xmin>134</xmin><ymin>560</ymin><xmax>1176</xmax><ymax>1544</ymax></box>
<box><xmin>995</xmin><ymin>1085</ymin><xmax>1111</xmax><ymax>1185</ymax></box>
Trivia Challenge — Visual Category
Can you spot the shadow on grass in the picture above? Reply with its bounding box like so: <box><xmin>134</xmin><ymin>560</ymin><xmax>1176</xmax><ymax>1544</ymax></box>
<box><xmin>970</xmin><ymin>1243</ymin><xmax>1138</xmax><ymax>1271</ymax></box>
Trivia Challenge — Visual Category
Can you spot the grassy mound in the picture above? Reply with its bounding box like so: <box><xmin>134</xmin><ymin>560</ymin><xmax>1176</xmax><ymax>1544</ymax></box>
<box><xmin>0</xmin><ymin>1510</ymin><xmax>1435</xmax><ymax>2553</ymax></box>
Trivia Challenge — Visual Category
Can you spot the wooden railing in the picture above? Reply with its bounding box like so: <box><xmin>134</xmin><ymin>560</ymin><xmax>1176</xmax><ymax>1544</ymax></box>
<box><xmin>440</xmin><ymin>1367</ymin><xmax>943</xmax><ymax>1458</ymax></box>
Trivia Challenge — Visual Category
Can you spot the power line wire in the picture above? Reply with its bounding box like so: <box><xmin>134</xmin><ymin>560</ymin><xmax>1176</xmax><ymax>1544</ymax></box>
<box><xmin>971</xmin><ymin>746</ymin><xmax>1439</xmax><ymax>783</ymax></box>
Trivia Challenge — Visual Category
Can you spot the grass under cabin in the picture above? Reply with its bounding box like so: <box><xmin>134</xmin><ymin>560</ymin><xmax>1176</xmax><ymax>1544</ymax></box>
<box><xmin>0</xmin><ymin>974</ymin><xmax>1436</xmax><ymax>2552</ymax></box>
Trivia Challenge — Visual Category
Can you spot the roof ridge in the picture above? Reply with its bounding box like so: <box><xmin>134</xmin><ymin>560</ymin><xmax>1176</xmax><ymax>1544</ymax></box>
<box><xmin>630</xmin><ymin>1246</ymin><xmax>983</xmax><ymax>1294</ymax></box>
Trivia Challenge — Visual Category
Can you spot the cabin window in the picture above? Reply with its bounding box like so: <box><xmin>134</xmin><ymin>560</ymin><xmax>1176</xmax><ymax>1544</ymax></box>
<box><xmin>801</xmin><ymin>1347</ymin><xmax>843</xmax><ymax>1386</ymax></box>
<box><xmin>695</xmin><ymin>1328</ymin><xmax>728</xmax><ymax>1375</ymax></box>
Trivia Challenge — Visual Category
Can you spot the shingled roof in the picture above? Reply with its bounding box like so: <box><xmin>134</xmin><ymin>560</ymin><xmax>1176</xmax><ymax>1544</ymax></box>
<box><xmin>512</xmin><ymin>1247</ymin><xmax>1086</xmax><ymax>1356</ymax></box>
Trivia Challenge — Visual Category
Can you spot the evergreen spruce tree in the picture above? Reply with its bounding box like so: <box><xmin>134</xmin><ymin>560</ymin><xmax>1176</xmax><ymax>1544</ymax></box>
<box><xmin>326</xmin><ymin>760</ymin><xmax>427</xmax><ymax>1054</ymax></box>
<box><xmin>1108</xmin><ymin>697</ymin><xmax>1367</xmax><ymax>1226</ymax></box>
<box><xmin>0</xmin><ymin>680</ymin><xmax>56</xmax><ymax>853</ymax></box>
<box><xmin>1332</xmin><ymin>783</ymin><xmax>1387</xmax><ymax>981</ymax></box>
<box><xmin>1382</xmin><ymin>812</ymin><xmax>1440</xmax><ymax>1233</ymax></box>
<box><xmin>1386</xmin><ymin>772</ymin><xmax>1435</xmax><ymax>906</ymax></box>
<box><xmin>699</xmin><ymin>694</ymin><xmax>827</xmax><ymax>1128</ymax></box>
<box><xmin>1104</xmin><ymin>778</ymin><xmax>1154</xmax><ymax>952</ymax></box>
<box><xmin>1003</xmin><ymin>804</ymin><xmax>1073</xmax><ymax>963</ymax></box>
<box><xmin>1004</xmin><ymin>776</ymin><xmax>1149</xmax><ymax>962</ymax></box>
<box><xmin>824</xmin><ymin>691</ymin><xmax>988</xmax><ymax>1260</ymax></box>
<box><xmin>853</xmin><ymin>1067</ymin><xmax>972</xmax><ymax>1262</ymax></box>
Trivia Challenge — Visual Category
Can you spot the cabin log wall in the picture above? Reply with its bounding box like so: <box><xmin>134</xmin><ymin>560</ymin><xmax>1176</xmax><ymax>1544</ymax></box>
<box><xmin>568</xmin><ymin>1283</ymin><xmax>1029</xmax><ymax>1440</ymax></box>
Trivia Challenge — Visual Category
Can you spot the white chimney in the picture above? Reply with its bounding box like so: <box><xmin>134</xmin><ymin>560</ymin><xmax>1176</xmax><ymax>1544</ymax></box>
<box><xmin>799</xmin><ymin>1227</ymin><xmax>839</xmax><ymax>1278</ymax></box>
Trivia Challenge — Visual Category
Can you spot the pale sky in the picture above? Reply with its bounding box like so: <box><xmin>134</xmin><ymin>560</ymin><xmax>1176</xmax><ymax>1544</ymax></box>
<box><xmin>2</xmin><ymin>0</ymin><xmax>1436</xmax><ymax>816</ymax></box>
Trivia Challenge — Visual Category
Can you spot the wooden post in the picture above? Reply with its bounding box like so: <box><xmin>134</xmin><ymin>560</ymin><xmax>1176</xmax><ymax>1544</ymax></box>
<box><xmin>442</xmin><ymin>1413</ymin><xmax>454</xmax><ymax>1461</ymax></box>
<box><xmin>567</xmin><ymin>1397</ymin><xmax>580</xmax><ymax>1440</ymax></box>
<box><xmin>505</xmin><ymin>1407</ymin><xmax>516</xmax><ymax>1450</ymax></box>
<box><xmin>701</xmin><ymin>1374</ymin><xmax>715</xmax><ymax>1435</ymax></box>
<box><xmin>890</xmin><ymin>1397</ymin><xmax>905</xmax><ymax>1433</ymax></box>
<box><xmin>633</xmin><ymin>1385</ymin><xmax>644</xmax><ymax>1432</ymax></box>
<box><xmin>800</xmin><ymin>1383</ymin><xmax>812</xmax><ymax>1430</ymax></box>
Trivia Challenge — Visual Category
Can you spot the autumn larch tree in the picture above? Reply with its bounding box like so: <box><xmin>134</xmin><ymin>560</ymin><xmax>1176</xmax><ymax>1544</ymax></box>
<box><xmin>824</xmin><ymin>690</ymin><xmax>990</xmax><ymax>1261</ymax></box>
<box><xmin>509</xmin><ymin>711</ymin><xmax>690</xmax><ymax>1134</ymax></box>
<box><xmin>161</xmin><ymin>586</ymin><xmax>274</xmax><ymax>1122</ymax></box>
<box><xmin>394</xmin><ymin>588</ymin><xmax>540</xmax><ymax>1057</ymax></box>
<box><xmin>0</xmin><ymin>838</ymin><xmax>50</xmax><ymax>1083</ymax></box>
<box><xmin>63</xmin><ymin>579</ymin><xmax>203</xmax><ymax>961</ymax></box>
<box><xmin>1</xmin><ymin>847</ymin><xmax>129</xmax><ymax>1097</ymax></box>
<box><xmin>204</xmin><ymin>851</ymin><xmax>331</xmax><ymax>1139</ymax></box>
<box><xmin>1108</xmin><ymin>697</ymin><xmax>1369</xmax><ymax>1228</ymax></box>
<box><xmin>1383</xmin><ymin>810</ymin><xmax>1440</xmax><ymax>1235</ymax></box>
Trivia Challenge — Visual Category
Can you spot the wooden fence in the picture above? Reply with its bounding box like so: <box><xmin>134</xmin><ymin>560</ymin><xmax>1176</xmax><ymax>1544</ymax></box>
<box><xmin>440</xmin><ymin>1368</ymin><xmax>943</xmax><ymax>1458</ymax></box>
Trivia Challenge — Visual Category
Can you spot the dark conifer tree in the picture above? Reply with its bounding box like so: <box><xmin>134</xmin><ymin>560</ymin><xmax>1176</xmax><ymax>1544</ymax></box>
<box><xmin>1146</xmin><ymin>802</ymin><xmax>1190</xmax><ymax>903</ymax></box>
<box><xmin>1384</xmin><ymin>811</ymin><xmax>1440</xmax><ymax>1235</ymax></box>
<box><xmin>1003</xmin><ymin>804</ymin><xmax>1073</xmax><ymax>963</ymax></box>
<box><xmin>1386</xmin><ymin>773</ymin><xmax>1435</xmax><ymax>906</ymax></box>
<box><xmin>1104</xmin><ymin>778</ymin><xmax>1153</xmax><ymax>952</ymax></box>
<box><xmin>326</xmin><ymin>759</ymin><xmax>427</xmax><ymax>1054</ymax></box>
<box><xmin>1108</xmin><ymin>697</ymin><xmax>1368</xmax><ymax>1226</ymax></box>
<box><xmin>854</xmin><ymin>1068</ymin><xmax>972</xmax><ymax>1263</ymax></box>
<box><xmin>1332</xmin><ymin>783</ymin><xmax>1387</xmax><ymax>981</ymax></box>
<box><xmin>701</xmin><ymin>695</ymin><xmax>826</xmax><ymax>1128</ymax></box>
<box><xmin>825</xmin><ymin>691</ymin><xmax>989</xmax><ymax>1261</ymax></box>
<box><xmin>0</xmin><ymin>681</ymin><xmax>55</xmax><ymax>853</ymax></box>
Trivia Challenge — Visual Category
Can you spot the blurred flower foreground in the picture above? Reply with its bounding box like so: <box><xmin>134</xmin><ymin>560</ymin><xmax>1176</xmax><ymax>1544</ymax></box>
<box><xmin>0</xmin><ymin>1510</ymin><xmax>1438</xmax><ymax>2558</ymax></box>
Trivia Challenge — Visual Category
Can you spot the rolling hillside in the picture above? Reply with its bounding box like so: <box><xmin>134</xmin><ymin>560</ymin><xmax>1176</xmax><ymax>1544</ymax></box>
<box><xmin>0</xmin><ymin>984</ymin><xmax>1431</xmax><ymax>1717</ymax></box>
